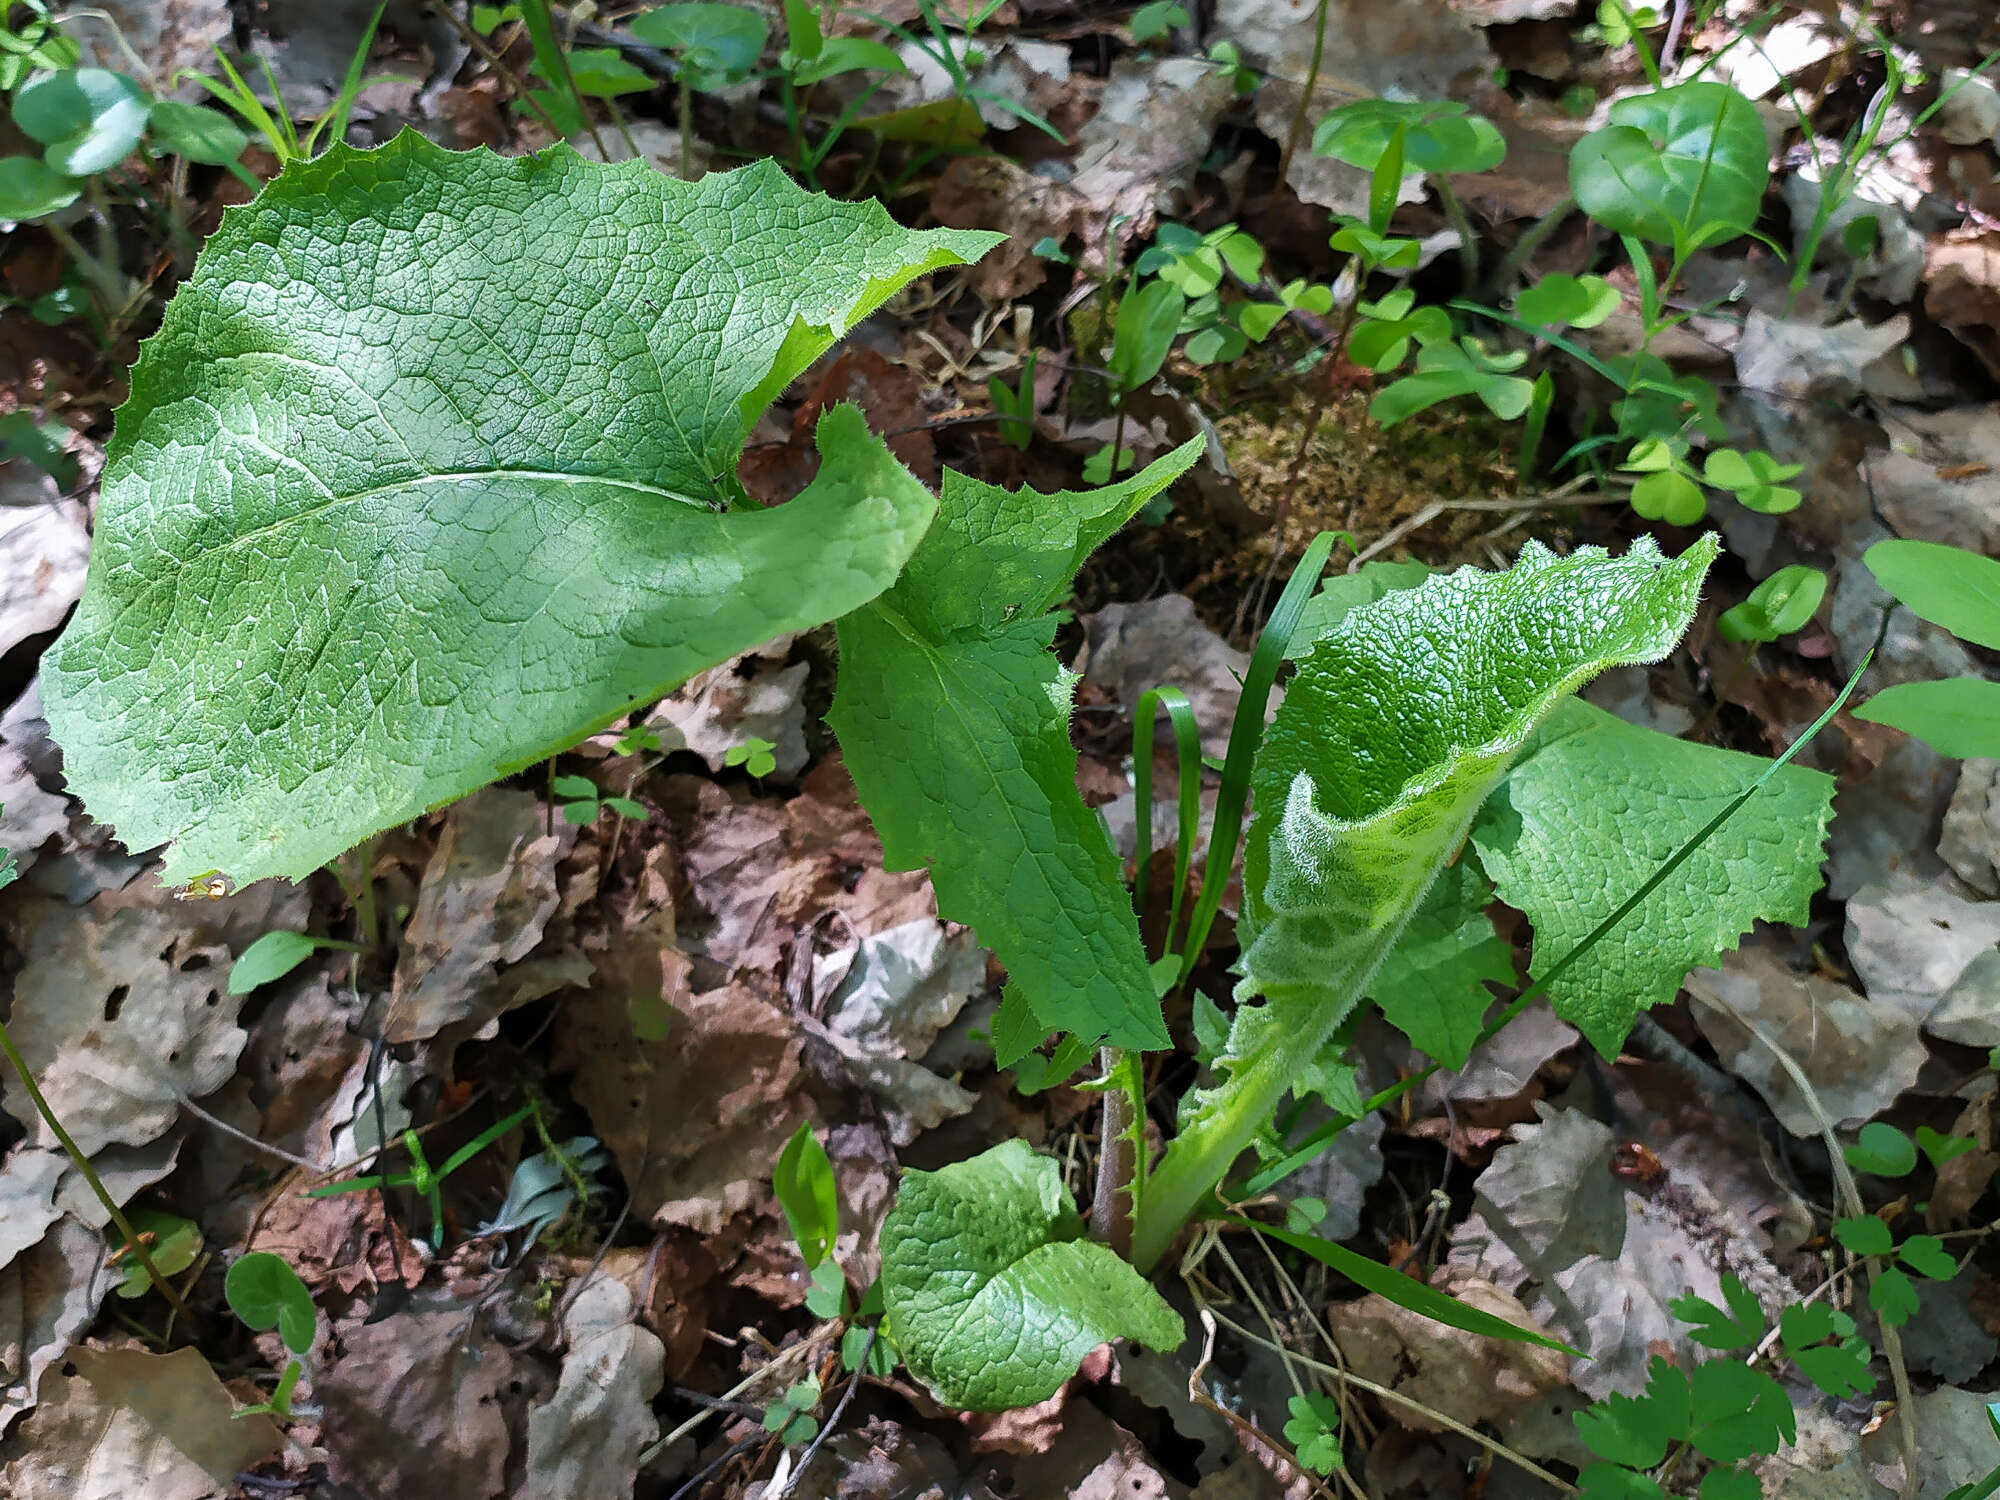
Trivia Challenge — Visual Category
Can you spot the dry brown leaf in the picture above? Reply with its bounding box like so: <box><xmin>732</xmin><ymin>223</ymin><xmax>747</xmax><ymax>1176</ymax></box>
<box><xmin>0</xmin><ymin>1220</ymin><xmax>105</xmax><ymax>1433</ymax></box>
<box><xmin>1068</xmin><ymin>56</ymin><xmax>1236</xmax><ymax>238</ymax></box>
<box><xmin>782</xmin><ymin>1414</ymin><xmax>1002</xmax><ymax>1500</ymax></box>
<box><xmin>1925</xmin><ymin>230</ymin><xmax>2000</xmax><ymax>378</ymax></box>
<box><xmin>1083</xmin><ymin>594</ymin><xmax>1252</xmax><ymax>763</ymax></box>
<box><xmin>0</xmin><ymin>1345</ymin><xmax>279</xmax><ymax>1500</ymax></box>
<box><xmin>0</xmin><ymin>1149</ymin><xmax>64</xmax><ymax>1276</ymax></box>
<box><xmin>738</xmin><ymin>347</ymin><xmax>937</xmax><ymax>503</ymax></box>
<box><xmin>1</xmin><ymin>897</ymin><xmax>246</xmax><ymax>1157</ymax></box>
<box><xmin>389</xmin><ymin>787</ymin><xmax>580</xmax><ymax>1044</ymax></box>
<box><xmin>0</xmin><ymin>493</ymin><xmax>86</xmax><ymax>663</ymax></box>
<box><xmin>556</xmin><ymin>914</ymin><xmax>806</xmax><ymax>1234</ymax></box>
<box><xmin>645</xmin><ymin>645</ymin><xmax>810</xmax><ymax>783</ymax></box>
<box><xmin>0</xmin><ymin>684</ymin><xmax>68</xmax><ymax>879</ymax></box>
<box><xmin>317</xmin><ymin>1309</ymin><xmax>542</xmax><ymax>1500</ymax></box>
<box><xmin>249</xmin><ymin>1184</ymin><xmax>428</xmax><ymax>1295</ymax></box>
<box><xmin>1472</xmin><ymin>1105</ymin><xmax>1626</xmax><ymax>1280</ymax></box>
<box><xmin>930</xmin><ymin>155</ymin><xmax>1090</xmax><ymax>301</ymax></box>
<box><xmin>1843</xmin><ymin>871</ymin><xmax>2000</xmax><ymax>1024</ymax></box>
<box><xmin>1007</xmin><ymin>1398</ymin><xmax>1186</xmax><ymax>1499</ymax></box>
<box><xmin>1325</xmin><ymin>1265</ymin><xmax>1567</xmax><ymax>1432</ymax></box>
<box><xmin>1688</xmin><ymin>951</ymin><xmax>1926</xmax><ymax>1136</ymax></box>
<box><xmin>240</xmin><ymin>971</ymin><xmax>368</xmax><ymax>1166</ymax></box>
<box><xmin>669</xmin><ymin>762</ymin><xmax>935</xmax><ymax>980</ymax></box>
<box><xmin>523</xmin><ymin>1269</ymin><xmax>665</xmax><ymax>1500</ymax></box>
<box><xmin>1942</xmin><ymin>758</ymin><xmax>2000</xmax><ymax>896</ymax></box>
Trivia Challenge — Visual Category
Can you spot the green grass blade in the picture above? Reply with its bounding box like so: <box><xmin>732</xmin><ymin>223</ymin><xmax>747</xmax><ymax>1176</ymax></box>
<box><xmin>1175</xmin><ymin>531</ymin><xmax>1338</xmax><ymax>988</ymax></box>
<box><xmin>1132</xmin><ymin>685</ymin><xmax>1202</xmax><ymax>962</ymax></box>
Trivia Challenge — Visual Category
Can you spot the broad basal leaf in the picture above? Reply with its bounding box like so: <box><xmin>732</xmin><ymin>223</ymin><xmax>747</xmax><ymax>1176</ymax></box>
<box><xmin>46</xmin><ymin>135</ymin><xmax>998</xmax><ymax>884</ymax></box>
<box><xmin>830</xmin><ymin>445</ymin><xmax>1200</xmax><ymax>1053</ymax></box>
<box><xmin>879</xmin><ymin>1140</ymin><xmax>1183</xmax><ymax>1410</ymax></box>
<box><xmin>1471</xmin><ymin>698</ymin><xmax>1832</xmax><ymax>1057</ymax></box>
<box><xmin>1132</xmin><ymin>536</ymin><xmax>1717</xmax><ymax>1270</ymax></box>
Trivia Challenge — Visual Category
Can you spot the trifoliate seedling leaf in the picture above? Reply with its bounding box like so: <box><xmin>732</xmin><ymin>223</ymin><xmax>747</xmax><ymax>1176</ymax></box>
<box><xmin>1312</xmin><ymin>98</ymin><xmax>1505</xmax><ymax>176</ymax></box>
<box><xmin>1517</xmin><ymin>272</ymin><xmax>1621</xmax><ymax>330</ymax></box>
<box><xmin>1864</xmin><ymin>539</ymin><xmax>2000</xmax><ymax>650</ymax></box>
<box><xmin>13</xmin><ymin>67</ymin><xmax>151</xmax><ymax>176</ymax></box>
<box><xmin>1899</xmin><ymin>1233</ymin><xmax>1955</xmax><ymax>1280</ymax></box>
<box><xmin>1137</xmin><ymin>537</ymin><xmax>1715</xmax><ymax>1269</ymax></box>
<box><xmin>1686</xmin><ymin>1360</ymin><xmax>1794</xmax><ymax>1462</ymax></box>
<box><xmin>225</xmin><ymin>1251</ymin><xmax>317</xmax><ymax>1356</ymax></box>
<box><xmin>46</xmin><ymin>137</ymin><xmax>997</xmax><ymax>884</ymax></box>
<box><xmin>1472</xmin><ymin>698</ymin><xmax>1833</xmax><ymax>1057</ymax></box>
<box><xmin>1917</xmin><ymin>1124</ymin><xmax>1979</xmax><ymax>1169</ymax></box>
<box><xmin>1368</xmin><ymin>859</ymin><xmax>1515</xmax><ymax>1068</ymax></box>
<box><xmin>1671</xmin><ymin>1273</ymin><xmax>1765</xmax><ymax>1351</ymax></box>
<box><xmin>1845</xmin><ymin>1121</ymin><xmax>1918</xmax><ymax>1177</ymax></box>
<box><xmin>879</xmin><ymin>1141</ymin><xmax>1183</xmax><ymax>1410</ymax></box>
<box><xmin>0</xmin><ymin>155</ymin><xmax>80</xmax><ymax>219</ymax></box>
<box><xmin>1781</xmin><ymin>1303</ymin><xmax>1874</xmax><ymax>1397</ymax></box>
<box><xmin>831</xmin><ymin>445</ymin><xmax>1199</xmax><ymax>1053</ymax></box>
<box><xmin>1283</xmin><ymin>1392</ymin><xmax>1345</xmax><ymax>1475</ymax></box>
<box><xmin>113</xmin><ymin>1209</ymin><xmax>202</xmax><ymax>1299</ymax></box>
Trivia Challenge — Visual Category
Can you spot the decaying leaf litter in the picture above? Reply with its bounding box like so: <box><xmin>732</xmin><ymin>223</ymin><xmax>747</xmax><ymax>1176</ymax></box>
<box><xmin>0</xmin><ymin>0</ymin><xmax>1997</xmax><ymax>1497</ymax></box>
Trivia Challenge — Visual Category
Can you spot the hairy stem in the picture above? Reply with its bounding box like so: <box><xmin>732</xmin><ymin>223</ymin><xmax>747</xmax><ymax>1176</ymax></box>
<box><xmin>1089</xmin><ymin>1047</ymin><xmax>1141</xmax><ymax>1256</ymax></box>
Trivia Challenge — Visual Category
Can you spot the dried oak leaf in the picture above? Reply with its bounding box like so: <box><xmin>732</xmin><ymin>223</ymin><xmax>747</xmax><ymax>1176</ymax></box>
<box><xmin>1325</xmin><ymin>1265</ymin><xmax>1567</xmax><ymax>1433</ymax></box>
<box><xmin>389</xmin><ymin>786</ymin><xmax>581</xmax><ymax>1045</ymax></box>
<box><xmin>0</xmin><ymin>1220</ymin><xmax>104</xmax><ymax>1434</ymax></box>
<box><xmin>1925</xmin><ymin>229</ymin><xmax>2000</xmax><ymax>378</ymax></box>
<box><xmin>555</xmin><ymin>914</ymin><xmax>807</xmax><ymax>1235</ymax></box>
<box><xmin>523</xmin><ymin>1270</ymin><xmax>665</xmax><ymax>1500</ymax></box>
<box><xmin>317</xmin><ymin>1308</ymin><xmax>543</xmax><ymax>1500</ymax></box>
<box><xmin>0</xmin><ymin>1346</ymin><xmax>279</xmax><ymax>1500</ymax></box>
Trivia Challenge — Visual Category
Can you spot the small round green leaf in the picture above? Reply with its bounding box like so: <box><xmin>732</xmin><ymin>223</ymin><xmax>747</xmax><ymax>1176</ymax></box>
<box><xmin>146</xmin><ymin>98</ymin><xmax>250</xmax><ymax>165</ymax></box>
<box><xmin>1629</xmin><ymin>468</ymin><xmax>1707</xmax><ymax>524</ymax></box>
<box><xmin>1863</xmin><ymin>538</ymin><xmax>2000</xmax><ymax>651</ymax></box>
<box><xmin>1313</xmin><ymin>98</ymin><xmax>1505</xmax><ymax>177</ymax></box>
<box><xmin>1717</xmin><ymin>565</ymin><xmax>1826</xmax><ymax>644</ymax></box>
<box><xmin>1854</xmin><ymin>678</ymin><xmax>2000</xmax><ymax>760</ymax></box>
<box><xmin>1516</xmin><ymin>272</ymin><xmax>1621</xmax><ymax>330</ymax></box>
<box><xmin>1844</xmin><ymin>1121</ymin><xmax>1918</xmax><ymax>1178</ymax></box>
<box><xmin>629</xmin><ymin>4</ymin><xmax>769</xmax><ymax>87</ymax></box>
<box><xmin>225</xmin><ymin>1250</ymin><xmax>318</xmax><ymax>1355</ymax></box>
<box><xmin>1570</xmin><ymin>82</ymin><xmax>1768</xmax><ymax>249</ymax></box>
<box><xmin>228</xmin><ymin>929</ymin><xmax>324</xmax><ymax>994</ymax></box>
<box><xmin>14</xmin><ymin>68</ymin><xmax>152</xmax><ymax>177</ymax></box>
<box><xmin>0</xmin><ymin>154</ymin><xmax>80</xmax><ymax>219</ymax></box>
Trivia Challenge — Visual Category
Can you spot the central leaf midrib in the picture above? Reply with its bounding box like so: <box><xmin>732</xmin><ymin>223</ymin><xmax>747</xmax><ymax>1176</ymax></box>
<box><xmin>139</xmin><ymin>465</ymin><xmax>714</xmax><ymax>580</ymax></box>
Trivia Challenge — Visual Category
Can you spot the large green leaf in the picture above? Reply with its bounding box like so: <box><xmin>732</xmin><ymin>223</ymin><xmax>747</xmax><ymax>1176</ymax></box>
<box><xmin>879</xmin><ymin>1140</ymin><xmax>1183</xmax><ymax>1410</ymax></box>
<box><xmin>830</xmin><ymin>445</ymin><xmax>1199</xmax><ymax>1051</ymax></box>
<box><xmin>1569</xmin><ymin>82</ymin><xmax>1768</xmax><ymax>250</ymax></box>
<box><xmin>1131</xmin><ymin>536</ymin><xmax>1717</xmax><ymax>1270</ymax></box>
<box><xmin>1471</xmin><ymin>699</ymin><xmax>1832</xmax><ymax>1056</ymax></box>
<box><xmin>46</xmin><ymin>135</ymin><xmax>999</xmax><ymax>884</ymax></box>
<box><xmin>1368</xmin><ymin>859</ymin><xmax>1515</xmax><ymax>1070</ymax></box>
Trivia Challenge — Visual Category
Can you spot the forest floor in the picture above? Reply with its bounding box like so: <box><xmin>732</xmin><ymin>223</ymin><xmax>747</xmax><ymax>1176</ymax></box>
<box><xmin>1</xmin><ymin>1</ymin><xmax>1999</xmax><ymax>1498</ymax></box>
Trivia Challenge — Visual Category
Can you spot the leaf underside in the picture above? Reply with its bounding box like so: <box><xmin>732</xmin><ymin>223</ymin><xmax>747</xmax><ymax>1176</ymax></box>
<box><xmin>1132</xmin><ymin>535</ymin><xmax>1718</xmax><ymax>1269</ymax></box>
<box><xmin>830</xmin><ymin>444</ymin><xmax>1200</xmax><ymax>1052</ymax></box>
<box><xmin>46</xmin><ymin>134</ymin><xmax>999</xmax><ymax>884</ymax></box>
<box><xmin>1472</xmin><ymin>698</ymin><xmax>1834</xmax><ymax>1056</ymax></box>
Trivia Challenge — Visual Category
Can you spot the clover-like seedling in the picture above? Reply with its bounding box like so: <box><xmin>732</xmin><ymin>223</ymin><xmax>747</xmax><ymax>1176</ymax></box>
<box><xmin>630</xmin><ymin>3</ymin><xmax>769</xmax><ymax>91</ymax></box>
<box><xmin>724</xmin><ymin>737</ymin><xmax>779</xmax><ymax>779</ymax></box>
<box><xmin>552</xmin><ymin>775</ymin><xmax>648</xmax><ymax>826</ymax></box>
<box><xmin>1718</xmin><ymin>565</ymin><xmax>1826</xmax><ymax>645</ymax></box>
<box><xmin>1516</xmin><ymin>272</ymin><xmax>1621</xmax><ymax>330</ymax></box>
<box><xmin>225</xmin><ymin>1251</ymin><xmax>317</xmax><ymax>1420</ymax></box>
<box><xmin>1704</xmin><ymin>448</ymin><xmax>1804</xmax><ymax>514</ymax></box>
<box><xmin>762</xmin><ymin>1376</ymin><xmax>822</xmax><ymax>1445</ymax></box>
<box><xmin>1283</xmin><ymin>1392</ymin><xmax>1344</xmax><ymax>1476</ymax></box>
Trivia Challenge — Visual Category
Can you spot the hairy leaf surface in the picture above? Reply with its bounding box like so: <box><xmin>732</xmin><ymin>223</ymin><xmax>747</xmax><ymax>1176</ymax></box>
<box><xmin>1472</xmin><ymin>699</ymin><xmax>1833</xmax><ymax>1056</ymax></box>
<box><xmin>46</xmin><ymin>135</ymin><xmax>998</xmax><ymax>883</ymax></box>
<box><xmin>830</xmin><ymin>445</ymin><xmax>1200</xmax><ymax>1052</ymax></box>
<box><xmin>1133</xmin><ymin>537</ymin><xmax>1717</xmax><ymax>1269</ymax></box>
<box><xmin>880</xmin><ymin>1140</ymin><xmax>1183</xmax><ymax>1410</ymax></box>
